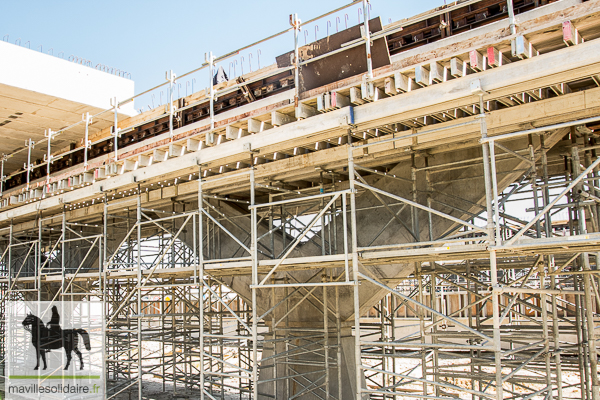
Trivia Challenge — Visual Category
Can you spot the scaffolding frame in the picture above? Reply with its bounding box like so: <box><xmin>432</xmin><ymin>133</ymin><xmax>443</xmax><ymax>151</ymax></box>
<box><xmin>1</xmin><ymin>114</ymin><xmax>600</xmax><ymax>398</ymax></box>
<box><xmin>1</xmin><ymin>0</ymin><xmax>600</xmax><ymax>399</ymax></box>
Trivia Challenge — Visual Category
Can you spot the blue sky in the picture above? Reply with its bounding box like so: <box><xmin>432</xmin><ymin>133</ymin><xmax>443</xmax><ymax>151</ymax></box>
<box><xmin>2</xmin><ymin>0</ymin><xmax>445</xmax><ymax>112</ymax></box>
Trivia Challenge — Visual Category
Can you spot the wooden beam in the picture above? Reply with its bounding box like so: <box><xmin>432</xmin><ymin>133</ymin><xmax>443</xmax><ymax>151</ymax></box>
<box><xmin>122</xmin><ymin>159</ymin><xmax>137</xmax><ymax>172</ymax></box>
<box><xmin>361</xmin><ymin>82</ymin><xmax>383</xmax><ymax>102</ymax></box>
<box><xmin>331</xmin><ymin>92</ymin><xmax>350</xmax><ymax>109</ymax></box>
<box><xmin>153</xmin><ymin>149</ymin><xmax>168</xmax><ymax>163</ymax></box>
<box><xmin>226</xmin><ymin>126</ymin><xmax>249</xmax><ymax>140</ymax></box>
<box><xmin>169</xmin><ymin>143</ymin><xmax>185</xmax><ymax>157</ymax></box>
<box><xmin>295</xmin><ymin>103</ymin><xmax>317</xmax><ymax>119</ymax></box>
<box><xmin>272</xmin><ymin>111</ymin><xmax>296</xmax><ymax>126</ymax></box>
<box><xmin>429</xmin><ymin>61</ymin><xmax>445</xmax><ymax>83</ymax></box>
<box><xmin>138</xmin><ymin>154</ymin><xmax>152</xmax><ymax>167</ymax></box>
<box><xmin>486</xmin><ymin>47</ymin><xmax>510</xmax><ymax>68</ymax></box>
<box><xmin>394</xmin><ymin>72</ymin><xmax>417</xmax><ymax>93</ymax></box>
<box><xmin>247</xmin><ymin>118</ymin><xmax>273</xmax><ymax>133</ymax></box>
<box><xmin>450</xmin><ymin>58</ymin><xmax>466</xmax><ymax>78</ymax></box>
<box><xmin>205</xmin><ymin>132</ymin><xmax>217</xmax><ymax>146</ymax></box>
<box><xmin>384</xmin><ymin>77</ymin><xmax>397</xmax><ymax>96</ymax></box>
<box><xmin>415</xmin><ymin>65</ymin><xmax>430</xmax><ymax>87</ymax></box>
<box><xmin>469</xmin><ymin>50</ymin><xmax>485</xmax><ymax>72</ymax></box>
<box><xmin>187</xmin><ymin>138</ymin><xmax>202</xmax><ymax>152</ymax></box>
<box><xmin>563</xmin><ymin>20</ymin><xmax>580</xmax><ymax>46</ymax></box>
<box><xmin>317</xmin><ymin>93</ymin><xmax>328</xmax><ymax>112</ymax></box>
<box><xmin>512</xmin><ymin>35</ymin><xmax>537</xmax><ymax>59</ymax></box>
<box><xmin>550</xmin><ymin>82</ymin><xmax>572</xmax><ymax>96</ymax></box>
<box><xmin>349</xmin><ymin>87</ymin><xmax>365</xmax><ymax>105</ymax></box>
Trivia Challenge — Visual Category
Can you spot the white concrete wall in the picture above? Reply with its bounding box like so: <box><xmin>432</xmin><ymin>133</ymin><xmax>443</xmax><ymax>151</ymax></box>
<box><xmin>0</xmin><ymin>41</ymin><xmax>135</xmax><ymax>115</ymax></box>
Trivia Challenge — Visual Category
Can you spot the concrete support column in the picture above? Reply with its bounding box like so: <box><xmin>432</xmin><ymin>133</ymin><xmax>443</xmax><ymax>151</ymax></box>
<box><xmin>257</xmin><ymin>325</ymin><xmax>364</xmax><ymax>400</ymax></box>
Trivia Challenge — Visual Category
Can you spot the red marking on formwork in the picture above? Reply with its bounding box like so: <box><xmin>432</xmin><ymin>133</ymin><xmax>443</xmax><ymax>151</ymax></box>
<box><xmin>487</xmin><ymin>47</ymin><xmax>496</xmax><ymax>66</ymax></box>
<box><xmin>469</xmin><ymin>50</ymin><xmax>485</xmax><ymax>71</ymax></box>
<box><xmin>563</xmin><ymin>21</ymin><xmax>573</xmax><ymax>42</ymax></box>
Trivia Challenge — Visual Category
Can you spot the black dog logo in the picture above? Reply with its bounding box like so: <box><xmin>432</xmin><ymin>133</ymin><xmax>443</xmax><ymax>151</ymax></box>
<box><xmin>22</xmin><ymin>306</ymin><xmax>91</xmax><ymax>370</ymax></box>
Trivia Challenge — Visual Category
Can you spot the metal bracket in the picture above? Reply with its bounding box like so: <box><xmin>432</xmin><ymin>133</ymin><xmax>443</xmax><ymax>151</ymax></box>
<box><xmin>165</xmin><ymin>70</ymin><xmax>177</xmax><ymax>82</ymax></box>
<box><xmin>243</xmin><ymin>143</ymin><xmax>259</xmax><ymax>153</ymax></box>
<box><xmin>82</xmin><ymin>113</ymin><xmax>93</xmax><ymax>147</ymax></box>
<box><xmin>111</xmin><ymin>97</ymin><xmax>121</xmax><ymax>139</ymax></box>
<box><xmin>359</xmin><ymin>26</ymin><xmax>373</xmax><ymax>46</ymax></box>
<box><xmin>470</xmin><ymin>79</ymin><xmax>489</xmax><ymax>95</ymax></box>
<box><xmin>165</xmin><ymin>103</ymin><xmax>178</xmax><ymax>114</ymax></box>
<box><xmin>339</xmin><ymin>115</ymin><xmax>353</xmax><ymax>127</ymax></box>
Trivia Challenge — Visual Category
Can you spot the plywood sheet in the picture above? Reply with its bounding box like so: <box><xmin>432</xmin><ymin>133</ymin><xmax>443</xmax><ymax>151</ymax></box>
<box><xmin>277</xmin><ymin>18</ymin><xmax>391</xmax><ymax>92</ymax></box>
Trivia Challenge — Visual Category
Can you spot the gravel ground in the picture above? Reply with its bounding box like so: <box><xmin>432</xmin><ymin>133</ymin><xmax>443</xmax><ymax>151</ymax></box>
<box><xmin>113</xmin><ymin>380</ymin><xmax>244</xmax><ymax>400</ymax></box>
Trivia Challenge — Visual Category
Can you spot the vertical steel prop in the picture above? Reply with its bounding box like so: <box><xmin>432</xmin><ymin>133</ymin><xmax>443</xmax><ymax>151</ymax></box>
<box><xmin>348</xmin><ymin>143</ymin><xmax>363</xmax><ymax>399</ymax></box>
<box><xmin>363</xmin><ymin>0</ymin><xmax>373</xmax><ymax>81</ymax></box>
<box><xmin>45</xmin><ymin>128</ymin><xmax>56</xmax><ymax>195</ymax></box>
<box><xmin>206</xmin><ymin>52</ymin><xmax>215</xmax><ymax>135</ymax></box>
<box><xmin>166</xmin><ymin>70</ymin><xmax>176</xmax><ymax>141</ymax></box>
<box><xmin>290</xmin><ymin>13</ymin><xmax>301</xmax><ymax>118</ymax></box>
<box><xmin>83</xmin><ymin>112</ymin><xmax>92</xmax><ymax>170</ymax></box>
<box><xmin>111</xmin><ymin>97</ymin><xmax>119</xmax><ymax>162</ymax></box>
<box><xmin>24</xmin><ymin>138</ymin><xmax>34</xmax><ymax>191</ymax></box>
<box><xmin>0</xmin><ymin>154</ymin><xmax>5</xmax><ymax>197</ymax></box>
<box><xmin>507</xmin><ymin>0</ymin><xmax>516</xmax><ymax>35</ymax></box>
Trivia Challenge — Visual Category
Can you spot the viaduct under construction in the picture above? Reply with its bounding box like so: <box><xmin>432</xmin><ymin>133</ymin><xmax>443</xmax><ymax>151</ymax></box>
<box><xmin>1</xmin><ymin>0</ymin><xmax>600</xmax><ymax>398</ymax></box>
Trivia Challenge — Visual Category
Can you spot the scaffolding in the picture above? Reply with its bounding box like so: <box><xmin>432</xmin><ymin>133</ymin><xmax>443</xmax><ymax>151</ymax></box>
<box><xmin>1</xmin><ymin>112</ymin><xmax>600</xmax><ymax>399</ymax></box>
<box><xmin>0</xmin><ymin>0</ymin><xmax>600</xmax><ymax>399</ymax></box>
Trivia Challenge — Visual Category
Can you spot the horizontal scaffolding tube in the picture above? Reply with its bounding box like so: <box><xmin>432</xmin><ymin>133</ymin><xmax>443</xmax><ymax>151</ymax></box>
<box><xmin>251</xmin><ymin>189</ymin><xmax>350</xmax><ymax>209</ymax></box>
<box><xmin>494</xmin><ymin>287</ymin><xmax>585</xmax><ymax>295</ymax></box>
<box><xmin>481</xmin><ymin>114</ymin><xmax>600</xmax><ymax>144</ymax></box>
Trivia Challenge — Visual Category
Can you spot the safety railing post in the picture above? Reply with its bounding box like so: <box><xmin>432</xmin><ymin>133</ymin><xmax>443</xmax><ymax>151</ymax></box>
<box><xmin>83</xmin><ymin>113</ymin><xmax>92</xmax><ymax>170</ymax></box>
<box><xmin>507</xmin><ymin>0</ymin><xmax>516</xmax><ymax>35</ymax></box>
<box><xmin>290</xmin><ymin>13</ymin><xmax>301</xmax><ymax>118</ymax></box>
<box><xmin>44</xmin><ymin>129</ymin><xmax>53</xmax><ymax>195</ymax></box>
<box><xmin>207</xmin><ymin>53</ymin><xmax>215</xmax><ymax>132</ymax></box>
<box><xmin>0</xmin><ymin>155</ymin><xmax>5</xmax><ymax>197</ymax></box>
<box><xmin>167</xmin><ymin>70</ymin><xmax>176</xmax><ymax>141</ymax></box>
<box><xmin>111</xmin><ymin>97</ymin><xmax>119</xmax><ymax>162</ymax></box>
<box><xmin>362</xmin><ymin>0</ymin><xmax>373</xmax><ymax>81</ymax></box>
<box><xmin>25</xmin><ymin>138</ymin><xmax>34</xmax><ymax>191</ymax></box>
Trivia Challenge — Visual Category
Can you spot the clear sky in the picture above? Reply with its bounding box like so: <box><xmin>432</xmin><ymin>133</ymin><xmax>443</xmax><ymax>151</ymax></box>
<box><xmin>2</xmin><ymin>0</ymin><xmax>446</xmax><ymax>112</ymax></box>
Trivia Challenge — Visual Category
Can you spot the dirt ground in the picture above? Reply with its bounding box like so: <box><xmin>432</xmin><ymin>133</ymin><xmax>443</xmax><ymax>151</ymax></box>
<box><xmin>113</xmin><ymin>379</ymin><xmax>243</xmax><ymax>400</ymax></box>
